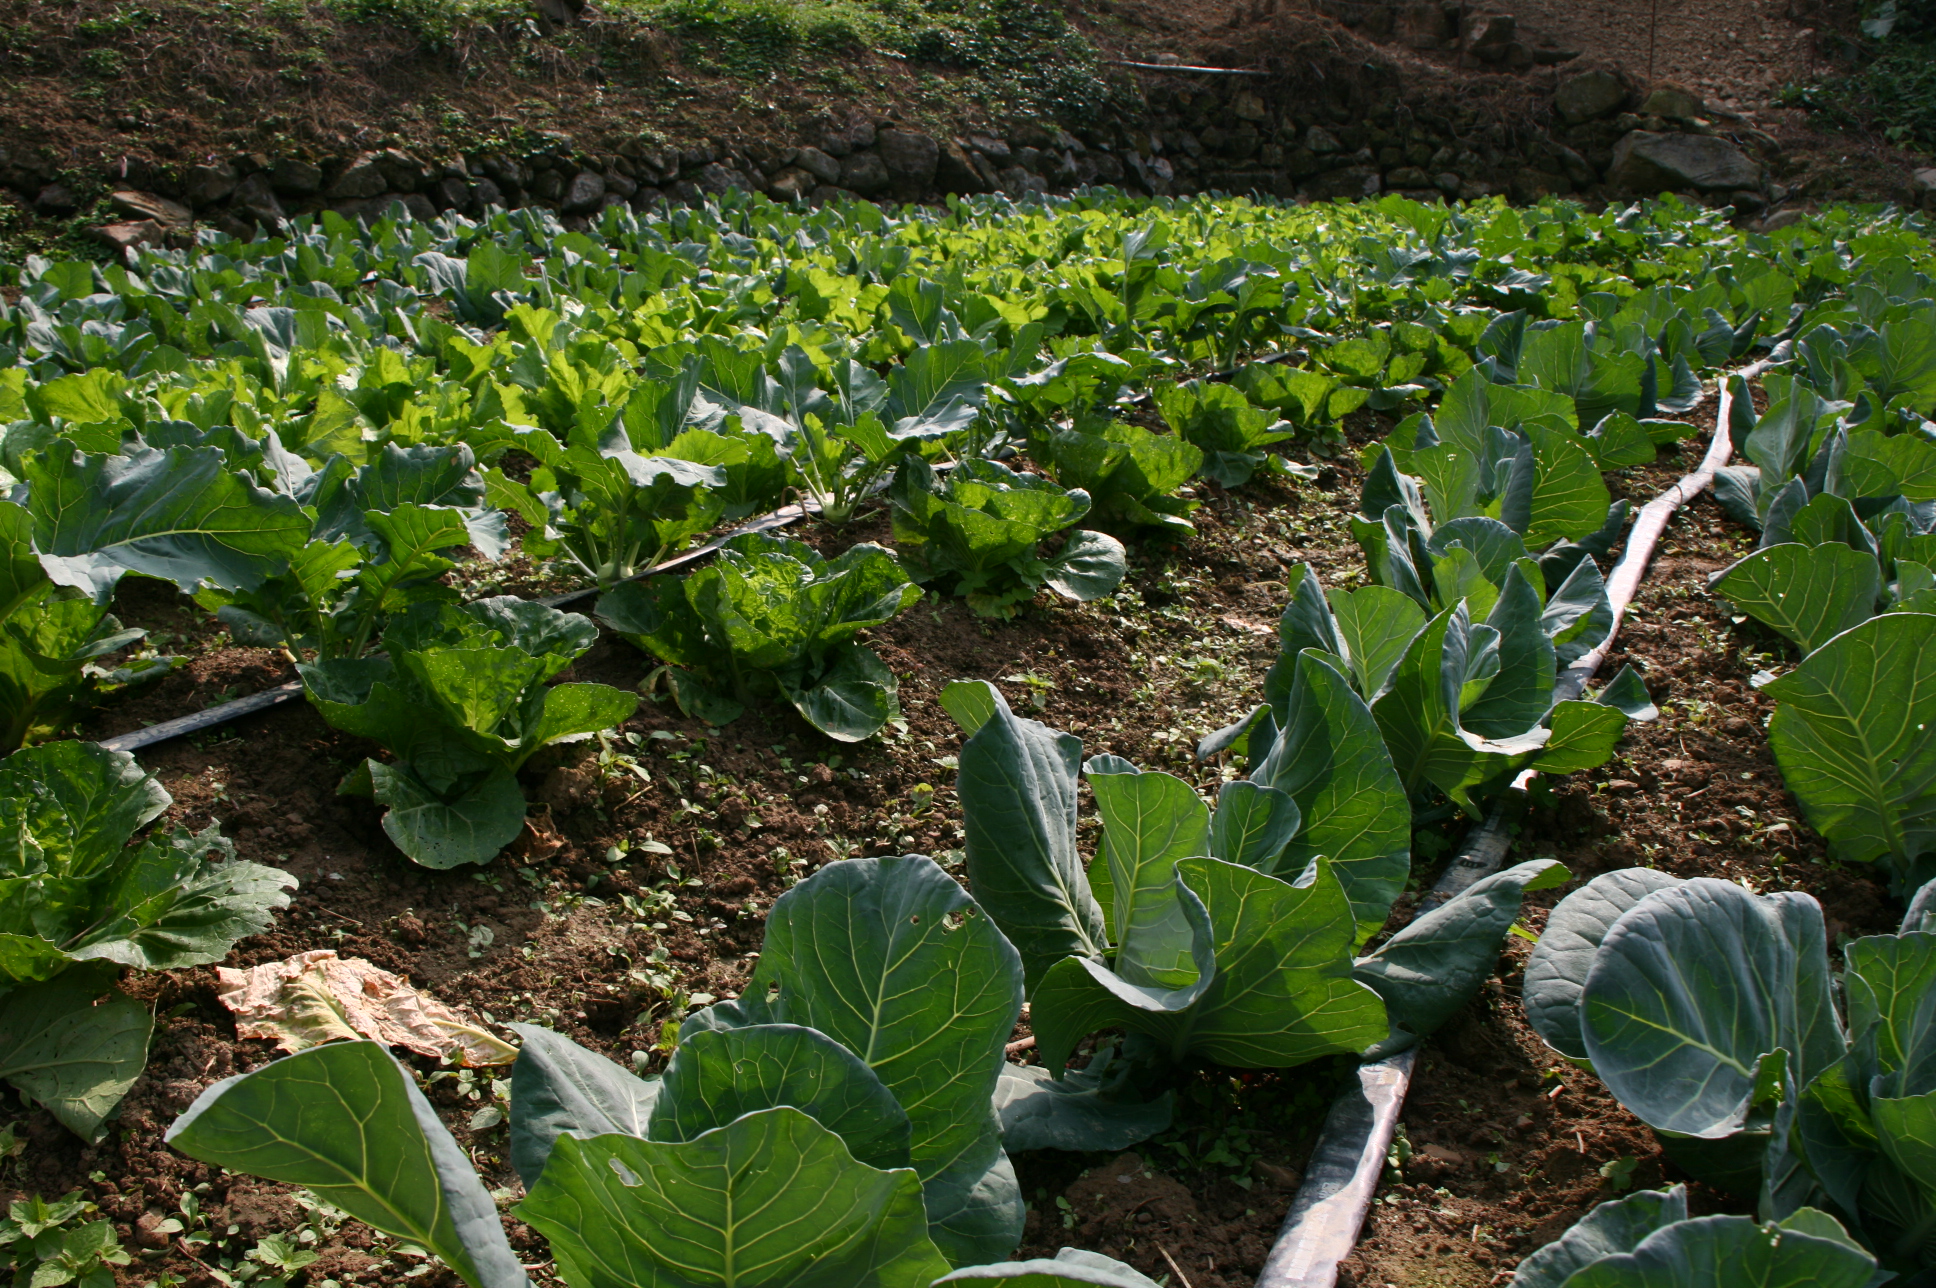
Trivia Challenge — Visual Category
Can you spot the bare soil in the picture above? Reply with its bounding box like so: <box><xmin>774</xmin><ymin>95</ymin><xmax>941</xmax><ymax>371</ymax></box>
<box><xmin>1</xmin><ymin>380</ymin><xmax>1907</xmax><ymax>1288</ymax></box>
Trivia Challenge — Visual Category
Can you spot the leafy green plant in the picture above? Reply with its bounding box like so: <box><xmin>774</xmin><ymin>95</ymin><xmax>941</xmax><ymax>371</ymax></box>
<box><xmin>0</xmin><ymin>500</ymin><xmax>169</xmax><ymax>751</ymax></box>
<box><xmin>1523</xmin><ymin>869</ymin><xmax>1936</xmax><ymax>1272</ymax></box>
<box><xmin>1151</xmin><ymin>380</ymin><xmax>1297</xmax><ymax>488</ymax></box>
<box><xmin>946</xmin><ymin>679</ymin><xmax>1564</xmax><ymax>1073</ymax></box>
<box><xmin>192</xmin><ymin>442</ymin><xmax>507</xmax><ymax>659</ymax></box>
<box><xmin>0</xmin><ymin>741</ymin><xmax>293</xmax><ymax>1139</ymax></box>
<box><xmin>167</xmin><ymin>857</ymin><xmax>1163</xmax><ymax>1284</ymax></box>
<box><xmin>1035</xmin><ymin>416</ymin><xmax>1202</xmax><ymax>539</ymax></box>
<box><xmin>1761</xmin><ymin>612</ymin><xmax>1936</xmax><ymax>894</ymax></box>
<box><xmin>1509</xmin><ymin>1185</ymin><xmax>1880</xmax><ymax>1288</ymax></box>
<box><xmin>596</xmin><ymin>532</ymin><xmax>920</xmax><ymax>741</ymax></box>
<box><xmin>0</xmin><ymin>1192</ymin><xmax>133</xmax><ymax>1288</ymax></box>
<box><xmin>888</xmin><ymin>459</ymin><xmax>1126</xmax><ymax>617</ymax></box>
<box><xmin>298</xmin><ymin>597</ymin><xmax>638</xmax><ymax>868</ymax></box>
<box><xmin>1205</xmin><ymin>563</ymin><xmax>1646</xmax><ymax>819</ymax></box>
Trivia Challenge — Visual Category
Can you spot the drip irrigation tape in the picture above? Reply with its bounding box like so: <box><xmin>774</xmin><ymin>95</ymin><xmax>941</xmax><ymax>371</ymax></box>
<box><xmin>1254</xmin><ymin>357</ymin><xmax>1781</xmax><ymax>1288</ymax></box>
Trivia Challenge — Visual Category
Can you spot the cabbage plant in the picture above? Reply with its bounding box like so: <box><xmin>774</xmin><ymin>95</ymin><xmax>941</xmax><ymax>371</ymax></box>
<box><xmin>1524</xmin><ymin>868</ymin><xmax>1936</xmax><ymax>1272</ymax></box>
<box><xmin>596</xmin><ymin>533</ymin><xmax>920</xmax><ymax>741</ymax></box>
<box><xmin>298</xmin><ymin>598</ymin><xmax>637</xmax><ymax>869</ymax></box>
<box><xmin>165</xmin><ymin>855</ymin><xmax>1167</xmax><ymax>1284</ymax></box>
<box><xmin>1202</xmin><ymin>562</ymin><xmax>1646</xmax><ymax>819</ymax></box>
<box><xmin>0</xmin><ymin>741</ymin><xmax>293</xmax><ymax>1140</ymax></box>
<box><xmin>888</xmin><ymin>459</ymin><xmax>1126</xmax><ymax>618</ymax></box>
<box><xmin>945</xmin><ymin>678</ymin><xmax>1563</xmax><ymax>1072</ymax></box>
<box><xmin>1510</xmin><ymin>1185</ymin><xmax>1880</xmax><ymax>1288</ymax></box>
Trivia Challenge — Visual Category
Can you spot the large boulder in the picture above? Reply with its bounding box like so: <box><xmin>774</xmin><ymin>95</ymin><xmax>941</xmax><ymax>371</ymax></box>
<box><xmin>792</xmin><ymin>146</ymin><xmax>842</xmax><ymax>185</ymax></box>
<box><xmin>1909</xmin><ymin>167</ymin><xmax>1936</xmax><ymax>211</ymax></box>
<box><xmin>182</xmin><ymin>163</ymin><xmax>238</xmax><ymax>206</ymax></box>
<box><xmin>327</xmin><ymin>154</ymin><xmax>388</xmax><ymax>201</ymax></box>
<box><xmin>1608</xmin><ymin>130</ymin><xmax>1760</xmax><ymax>192</ymax></box>
<box><xmin>935</xmin><ymin>140</ymin><xmax>990</xmax><ymax>194</ymax></box>
<box><xmin>110</xmin><ymin>190</ymin><xmax>191</xmax><ymax>226</ymax></box>
<box><xmin>1639</xmin><ymin>84</ymin><xmax>1704</xmax><ymax>120</ymax></box>
<box><xmin>1555</xmin><ymin>70</ymin><xmax>1628</xmax><ymax>124</ymax></box>
<box><xmin>270</xmin><ymin>157</ymin><xmax>322</xmax><ymax>196</ymax></box>
<box><xmin>766</xmin><ymin>167</ymin><xmax>817</xmax><ymax>201</ymax></box>
<box><xmin>232</xmin><ymin>173</ymin><xmax>285</xmax><ymax>223</ymax></box>
<box><xmin>561</xmin><ymin>171</ymin><xmax>606</xmax><ymax>212</ymax></box>
<box><xmin>875</xmin><ymin>129</ymin><xmax>939</xmax><ymax>191</ymax></box>
<box><xmin>838</xmin><ymin>151</ymin><xmax>890</xmax><ymax>195</ymax></box>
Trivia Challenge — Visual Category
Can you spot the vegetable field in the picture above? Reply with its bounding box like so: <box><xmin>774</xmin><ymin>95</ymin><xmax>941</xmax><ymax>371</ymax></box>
<box><xmin>1</xmin><ymin>187</ymin><xmax>1935</xmax><ymax>1288</ymax></box>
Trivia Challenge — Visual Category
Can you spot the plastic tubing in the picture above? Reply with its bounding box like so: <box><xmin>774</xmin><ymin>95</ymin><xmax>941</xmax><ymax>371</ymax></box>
<box><xmin>1253</xmin><ymin>357</ymin><xmax>1781</xmax><ymax>1288</ymax></box>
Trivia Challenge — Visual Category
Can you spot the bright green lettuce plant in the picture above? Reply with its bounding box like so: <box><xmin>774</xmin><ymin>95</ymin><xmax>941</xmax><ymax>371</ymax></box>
<box><xmin>1759</xmin><ymin>612</ymin><xmax>1936</xmax><ymax>894</ymax></box>
<box><xmin>1035</xmin><ymin>415</ymin><xmax>1203</xmax><ymax>540</ymax></box>
<box><xmin>298</xmin><ymin>597</ymin><xmax>638</xmax><ymax>868</ymax></box>
<box><xmin>888</xmin><ymin>459</ymin><xmax>1126</xmax><ymax>618</ymax></box>
<box><xmin>189</xmin><ymin>441</ymin><xmax>509</xmax><ymax>659</ymax></box>
<box><xmin>0</xmin><ymin>741</ymin><xmax>293</xmax><ymax>1140</ymax></box>
<box><xmin>0</xmin><ymin>501</ymin><xmax>169</xmax><ymax>751</ymax></box>
<box><xmin>1508</xmin><ymin>1185</ymin><xmax>1880</xmax><ymax>1288</ymax></box>
<box><xmin>596</xmin><ymin>532</ymin><xmax>920</xmax><ymax>741</ymax></box>
<box><xmin>1151</xmin><ymin>380</ymin><xmax>1298</xmax><ymax>488</ymax></box>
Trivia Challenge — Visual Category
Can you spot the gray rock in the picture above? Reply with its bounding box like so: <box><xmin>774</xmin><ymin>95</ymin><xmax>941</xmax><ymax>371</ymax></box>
<box><xmin>270</xmin><ymin>158</ymin><xmax>322</xmax><ymax>196</ymax></box>
<box><xmin>1608</xmin><ymin>130</ymin><xmax>1759</xmax><ymax>192</ymax></box>
<box><xmin>473</xmin><ymin>177</ymin><xmax>505</xmax><ymax>209</ymax></box>
<box><xmin>997</xmin><ymin>166</ymin><xmax>1048</xmax><ymax>195</ymax></box>
<box><xmin>847</xmin><ymin>119</ymin><xmax>877</xmax><ymax>150</ymax></box>
<box><xmin>91</xmin><ymin>220</ymin><xmax>166</xmax><ymax>253</ymax></box>
<box><xmin>1387</xmin><ymin>165</ymin><xmax>1432</xmax><ymax>188</ymax></box>
<box><xmin>110</xmin><ymin>189</ymin><xmax>192</xmax><ymax>226</ymax></box>
<box><xmin>1015</xmin><ymin>146</ymin><xmax>1047</xmax><ymax>174</ymax></box>
<box><xmin>793</xmin><ymin>147</ymin><xmax>842</xmax><ymax>185</ymax></box>
<box><xmin>1757</xmin><ymin>208</ymin><xmax>1805</xmax><ymax>232</ymax></box>
<box><xmin>767</xmin><ymin>166</ymin><xmax>817</xmax><ymax>201</ymax></box>
<box><xmin>1913</xmin><ymin>167</ymin><xmax>1936</xmax><ymax>210</ymax></box>
<box><xmin>1434</xmin><ymin>171</ymin><xmax>1462</xmax><ymax>195</ymax></box>
<box><xmin>396</xmin><ymin>193</ymin><xmax>437</xmax><ymax>222</ymax></box>
<box><xmin>1232</xmin><ymin>90</ymin><xmax>1268</xmax><ymax>122</ymax></box>
<box><xmin>967</xmin><ymin>150</ymin><xmax>1004</xmax><ymax>189</ymax></box>
<box><xmin>876</xmin><ymin>129</ymin><xmax>939</xmax><ymax>188</ymax></box>
<box><xmin>631</xmin><ymin>187</ymin><xmax>666</xmax><ymax>211</ymax></box>
<box><xmin>694</xmin><ymin>163</ymin><xmax>751</xmax><ymax>195</ymax></box>
<box><xmin>183</xmin><ymin>163</ymin><xmax>237</xmax><ymax>206</ymax></box>
<box><xmin>839</xmin><ymin>152</ymin><xmax>890</xmax><ymax>195</ymax></box>
<box><xmin>33</xmin><ymin>183</ymin><xmax>79</xmax><ymax>215</ymax></box>
<box><xmin>967</xmin><ymin>135</ymin><xmax>1011</xmax><ymax>163</ymax></box>
<box><xmin>1305</xmin><ymin>126</ymin><xmax>1341</xmax><ymax>154</ymax></box>
<box><xmin>531</xmin><ymin>169</ymin><xmax>566</xmax><ymax>202</ymax></box>
<box><xmin>562</xmin><ymin>171</ymin><xmax>606</xmax><ymax>212</ymax></box>
<box><xmin>1555</xmin><ymin>70</ymin><xmax>1628</xmax><ymax>125</ymax></box>
<box><xmin>328</xmin><ymin>155</ymin><xmax>388</xmax><ymax>201</ymax></box>
<box><xmin>1554</xmin><ymin>144</ymin><xmax>1597</xmax><ymax>187</ymax></box>
<box><xmin>1302</xmin><ymin>166</ymin><xmax>1381</xmax><ymax>201</ymax></box>
<box><xmin>1639</xmin><ymin>84</ymin><xmax>1704</xmax><ymax>120</ymax></box>
<box><xmin>1395</xmin><ymin>1</ymin><xmax>1453</xmax><ymax>47</ymax></box>
<box><xmin>936</xmin><ymin>141</ymin><xmax>989</xmax><ymax>194</ymax></box>
<box><xmin>436</xmin><ymin>176</ymin><xmax>473</xmax><ymax>210</ymax></box>
<box><xmin>604</xmin><ymin>171</ymin><xmax>638</xmax><ymax>199</ymax></box>
<box><xmin>376</xmin><ymin>149</ymin><xmax>429</xmax><ymax>192</ymax></box>
<box><xmin>1464</xmin><ymin>12</ymin><xmax>1515</xmax><ymax>59</ymax></box>
<box><xmin>233</xmin><ymin>174</ymin><xmax>284</xmax><ymax>223</ymax></box>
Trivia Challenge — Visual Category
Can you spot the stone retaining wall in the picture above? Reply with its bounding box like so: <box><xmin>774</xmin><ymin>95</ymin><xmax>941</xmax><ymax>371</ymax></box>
<box><xmin>0</xmin><ymin>56</ymin><xmax>1796</xmax><ymax>250</ymax></box>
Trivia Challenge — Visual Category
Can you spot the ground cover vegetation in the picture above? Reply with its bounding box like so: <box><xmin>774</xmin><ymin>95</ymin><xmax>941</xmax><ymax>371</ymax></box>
<box><xmin>0</xmin><ymin>186</ymin><xmax>1935</xmax><ymax>1287</ymax></box>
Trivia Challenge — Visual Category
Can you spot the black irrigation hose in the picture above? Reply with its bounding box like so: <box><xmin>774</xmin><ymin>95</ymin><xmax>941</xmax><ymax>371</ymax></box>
<box><xmin>1254</xmin><ymin>359</ymin><xmax>1780</xmax><ymax>1288</ymax></box>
